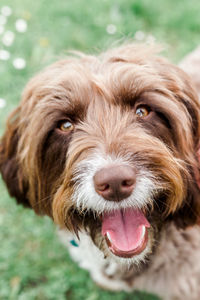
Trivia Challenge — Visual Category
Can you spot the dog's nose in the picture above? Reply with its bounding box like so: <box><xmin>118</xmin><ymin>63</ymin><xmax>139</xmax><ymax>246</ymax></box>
<box><xmin>93</xmin><ymin>165</ymin><xmax>136</xmax><ymax>201</ymax></box>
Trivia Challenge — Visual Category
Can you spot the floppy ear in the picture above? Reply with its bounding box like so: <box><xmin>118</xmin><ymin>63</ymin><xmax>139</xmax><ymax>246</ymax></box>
<box><xmin>179</xmin><ymin>47</ymin><xmax>200</xmax><ymax>189</ymax></box>
<box><xmin>0</xmin><ymin>107</ymin><xmax>30</xmax><ymax>207</ymax></box>
<box><xmin>195</xmin><ymin>148</ymin><xmax>200</xmax><ymax>189</ymax></box>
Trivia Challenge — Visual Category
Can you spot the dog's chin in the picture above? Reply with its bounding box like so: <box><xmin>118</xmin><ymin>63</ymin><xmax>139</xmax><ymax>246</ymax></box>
<box><xmin>105</xmin><ymin>235</ymin><xmax>153</xmax><ymax>268</ymax></box>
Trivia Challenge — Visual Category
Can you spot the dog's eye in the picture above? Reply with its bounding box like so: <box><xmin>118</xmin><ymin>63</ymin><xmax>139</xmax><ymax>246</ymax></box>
<box><xmin>135</xmin><ymin>106</ymin><xmax>150</xmax><ymax>118</ymax></box>
<box><xmin>59</xmin><ymin>121</ymin><xmax>74</xmax><ymax>132</ymax></box>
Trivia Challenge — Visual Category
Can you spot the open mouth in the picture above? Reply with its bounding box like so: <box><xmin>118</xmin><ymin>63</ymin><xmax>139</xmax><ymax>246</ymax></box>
<box><xmin>101</xmin><ymin>208</ymin><xmax>150</xmax><ymax>258</ymax></box>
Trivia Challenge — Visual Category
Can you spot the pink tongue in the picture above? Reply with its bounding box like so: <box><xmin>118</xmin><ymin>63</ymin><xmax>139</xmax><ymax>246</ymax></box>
<box><xmin>102</xmin><ymin>208</ymin><xmax>150</xmax><ymax>252</ymax></box>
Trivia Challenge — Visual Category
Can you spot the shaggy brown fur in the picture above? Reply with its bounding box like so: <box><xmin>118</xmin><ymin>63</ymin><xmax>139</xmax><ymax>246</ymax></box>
<box><xmin>1</xmin><ymin>43</ymin><xmax>200</xmax><ymax>299</ymax></box>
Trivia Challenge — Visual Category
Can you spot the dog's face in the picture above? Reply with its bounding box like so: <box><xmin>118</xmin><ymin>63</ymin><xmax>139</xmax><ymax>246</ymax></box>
<box><xmin>1</xmin><ymin>44</ymin><xmax>200</xmax><ymax>265</ymax></box>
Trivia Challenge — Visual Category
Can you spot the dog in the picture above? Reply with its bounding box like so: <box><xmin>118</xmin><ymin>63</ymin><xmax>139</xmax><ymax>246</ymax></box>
<box><xmin>1</xmin><ymin>43</ymin><xmax>200</xmax><ymax>300</ymax></box>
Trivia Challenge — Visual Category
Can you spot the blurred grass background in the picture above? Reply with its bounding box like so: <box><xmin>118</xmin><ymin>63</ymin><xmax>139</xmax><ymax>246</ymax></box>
<box><xmin>1</xmin><ymin>0</ymin><xmax>200</xmax><ymax>299</ymax></box>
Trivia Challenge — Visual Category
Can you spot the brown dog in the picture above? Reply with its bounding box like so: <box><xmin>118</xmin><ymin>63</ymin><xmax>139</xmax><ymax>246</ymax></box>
<box><xmin>1</xmin><ymin>44</ymin><xmax>200</xmax><ymax>300</ymax></box>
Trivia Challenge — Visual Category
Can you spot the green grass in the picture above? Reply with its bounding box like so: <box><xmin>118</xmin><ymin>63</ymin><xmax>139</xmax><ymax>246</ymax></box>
<box><xmin>1</xmin><ymin>0</ymin><xmax>200</xmax><ymax>299</ymax></box>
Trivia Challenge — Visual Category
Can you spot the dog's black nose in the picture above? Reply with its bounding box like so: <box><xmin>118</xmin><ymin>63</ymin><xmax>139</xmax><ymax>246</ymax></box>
<box><xmin>93</xmin><ymin>165</ymin><xmax>136</xmax><ymax>201</ymax></box>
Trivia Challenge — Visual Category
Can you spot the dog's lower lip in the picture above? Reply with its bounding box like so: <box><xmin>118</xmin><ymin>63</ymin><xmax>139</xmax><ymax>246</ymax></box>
<box><xmin>105</xmin><ymin>227</ymin><xmax>148</xmax><ymax>258</ymax></box>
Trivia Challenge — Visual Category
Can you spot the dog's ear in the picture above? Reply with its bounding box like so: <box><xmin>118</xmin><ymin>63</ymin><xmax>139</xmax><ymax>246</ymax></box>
<box><xmin>167</xmin><ymin>64</ymin><xmax>200</xmax><ymax>227</ymax></box>
<box><xmin>195</xmin><ymin>148</ymin><xmax>200</xmax><ymax>189</ymax></box>
<box><xmin>0</xmin><ymin>107</ymin><xmax>30</xmax><ymax>207</ymax></box>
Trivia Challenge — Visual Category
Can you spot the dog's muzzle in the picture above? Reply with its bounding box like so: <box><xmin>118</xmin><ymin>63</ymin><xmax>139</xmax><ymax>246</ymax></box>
<box><xmin>93</xmin><ymin>165</ymin><xmax>150</xmax><ymax>258</ymax></box>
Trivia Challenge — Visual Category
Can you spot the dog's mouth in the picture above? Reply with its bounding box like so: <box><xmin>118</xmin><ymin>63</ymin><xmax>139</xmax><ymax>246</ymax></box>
<box><xmin>101</xmin><ymin>208</ymin><xmax>150</xmax><ymax>258</ymax></box>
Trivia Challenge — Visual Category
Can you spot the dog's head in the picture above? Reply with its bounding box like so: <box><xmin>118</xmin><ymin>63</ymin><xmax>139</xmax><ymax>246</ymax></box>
<box><xmin>1</xmin><ymin>44</ymin><xmax>200</xmax><ymax>264</ymax></box>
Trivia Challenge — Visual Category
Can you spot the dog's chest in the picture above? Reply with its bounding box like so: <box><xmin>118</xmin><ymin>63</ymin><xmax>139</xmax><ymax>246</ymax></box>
<box><xmin>58</xmin><ymin>223</ymin><xmax>200</xmax><ymax>300</ymax></box>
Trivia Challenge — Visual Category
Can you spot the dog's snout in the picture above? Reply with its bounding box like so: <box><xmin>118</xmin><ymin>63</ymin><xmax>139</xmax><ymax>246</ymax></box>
<box><xmin>93</xmin><ymin>165</ymin><xmax>136</xmax><ymax>201</ymax></box>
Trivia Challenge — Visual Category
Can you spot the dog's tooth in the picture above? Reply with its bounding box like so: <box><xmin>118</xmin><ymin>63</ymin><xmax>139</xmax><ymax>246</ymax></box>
<box><xmin>106</xmin><ymin>232</ymin><xmax>112</xmax><ymax>243</ymax></box>
<box><xmin>141</xmin><ymin>225</ymin><xmax>146</xmax><ymax>240</ymax></box>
